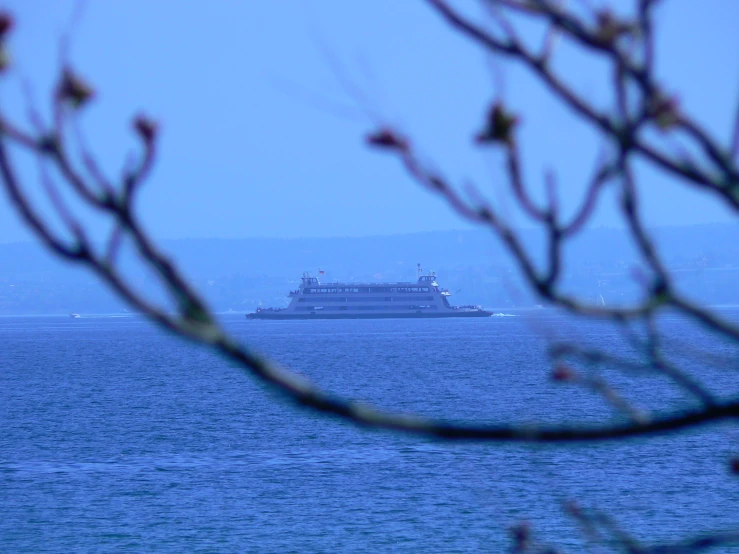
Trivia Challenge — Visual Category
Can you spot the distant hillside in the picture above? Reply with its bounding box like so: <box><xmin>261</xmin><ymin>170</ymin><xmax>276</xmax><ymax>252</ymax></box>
<box><xmin>1</xmin><ymin>224</ymin><xmax>738</xmax><ymax>314</ymax></box>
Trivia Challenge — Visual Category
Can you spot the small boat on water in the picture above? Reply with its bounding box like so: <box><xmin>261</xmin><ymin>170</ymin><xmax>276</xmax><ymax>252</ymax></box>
<box><xmin>69</xmin><ymin>313</ymin><xmax>81</xmax><ymax>319</ymax></box>
<box><xmin>246</xmin><ymin>267</ymin><xmax>492</xmax><ymax>320</ymax></box>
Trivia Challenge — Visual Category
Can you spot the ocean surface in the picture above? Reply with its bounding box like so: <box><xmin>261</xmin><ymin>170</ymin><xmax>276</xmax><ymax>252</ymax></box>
<box><xmin>2</xmin><ymin>312</ymin><xmax>739</xmax><ymax>552</ymax></box>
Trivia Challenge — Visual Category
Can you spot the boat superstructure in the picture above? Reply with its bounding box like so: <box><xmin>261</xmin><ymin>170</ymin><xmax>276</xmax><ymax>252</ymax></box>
<box><xmin>246</xmin><ymin>268</ymin><xmax>492</xmax><ymax>320</ymax></box>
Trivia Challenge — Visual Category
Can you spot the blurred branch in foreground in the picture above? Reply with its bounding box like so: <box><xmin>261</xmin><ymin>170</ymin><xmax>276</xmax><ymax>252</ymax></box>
<box><xmin>1</xmin><ymin>3</ymin><xmax>739</xmax><ymax>551</ymax></box>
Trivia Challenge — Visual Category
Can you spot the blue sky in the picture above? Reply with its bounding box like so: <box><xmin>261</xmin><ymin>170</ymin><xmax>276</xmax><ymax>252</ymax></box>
<box><xmin>1</xmin><ymin>1</ymin><xmax>737</xmax><ymax>242</ymax></box>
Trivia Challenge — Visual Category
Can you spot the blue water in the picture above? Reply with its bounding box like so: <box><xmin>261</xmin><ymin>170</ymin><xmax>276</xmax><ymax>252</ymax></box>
<box><xmin>2</xmin><ymin>313</ymin><xmax>739</xmax><ymax>552</ymax></box>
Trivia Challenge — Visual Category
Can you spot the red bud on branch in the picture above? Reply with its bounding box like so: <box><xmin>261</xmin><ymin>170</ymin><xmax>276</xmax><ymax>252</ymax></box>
<box><xmin>552</xmin><ymin>364</ymin><xmax>576</xmax><ymax>382</ymax></box>
<box><xmin>0</xmin><ymin>12</ymin><xmax>13</xmax><ymax>39</ymax></box>
<box><xmin>647</xmin><ymin>91</ymin><xmax>680</xmax><ymax>131</ymax></box>
<box><xmin>133</xmin><ymin>114</ymin><xmax>158</xmax><ymax>144</ymax></box>
<box><xmin>57</xmin><ymin>68</ymin><xmax>95</xmax><ymax>109</ymax></box>
<box><xmin>0</xmin><ymin>12</ymin><xmax>13</xmax><ymax>73</ymax></box>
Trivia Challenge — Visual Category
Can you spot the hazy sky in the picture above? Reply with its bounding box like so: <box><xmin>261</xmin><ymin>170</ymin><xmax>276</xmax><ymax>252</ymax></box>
<box><xmin>1</xmin><ymin>1</ymin><xmax>737</xmax><ymax>243</ymax></box>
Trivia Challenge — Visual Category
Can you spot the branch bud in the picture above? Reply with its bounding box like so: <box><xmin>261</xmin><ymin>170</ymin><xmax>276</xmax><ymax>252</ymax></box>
<box><xmin>366</xmin><ymin>128</ymin><xmax>408</xmax><ymax>152</ymax></box>
<box><xmin>133</xmin><ymin>114</ymin><xmax>158</xmax><ymax>145</ymax></box>
<box><xmin>0</xmin><ymin>12</ymin><xmax>13</xmax><ymax>74</ymax></box>
<box><xmin>564</xmin><ymin>500</ymin><xmax>582</xmax><ymax>516</ymax></box>
<box><xmin>551</xmin><ymin>364</ymin><xmax>576</xmax><ymax>382</ymax></box>
<box><xmin>594</xmin><ymin>9</ymin><xmax>634</xmax><ymax>46</ymax></box>
<box><xmin>0</xmin><ymin>12</ymin><xmax>13</xmax><ymax>39</ymax></box>
<box><xmin>475</xmin><ymin>102</ymin><xmax>518</xmax><ymax>146</ymax></box>
<box><xmin>510</xmin><ymin>521</ymin><xmax>530</xmax><ymax>551</ymax></box>
<box><xmin>56</xmin><ymin>68</ymin><xmax>95</xmax><ymax>109</ymax></box>
<box><xmin>647</xmin><ymin>91</ymin><xmax>680</xmax><ymax>131</ymax></box>
<box><xmin>37</xmin><ymin>135</ymin><xmax>58</xmax><ymax>153</ymax></box>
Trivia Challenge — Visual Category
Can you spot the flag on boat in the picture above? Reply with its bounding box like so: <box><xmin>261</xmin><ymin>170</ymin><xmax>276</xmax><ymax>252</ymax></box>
<box><xmin>319</xmin><ymin>269</ymin><xmax>325</xmax><ymax>275</ymax></box>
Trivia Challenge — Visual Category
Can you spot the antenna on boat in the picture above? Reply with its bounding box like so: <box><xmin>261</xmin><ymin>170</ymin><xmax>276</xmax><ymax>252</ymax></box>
<box><xmin>417</xmin><ymin>262</ymin><xmax>421</xmax><ymax>280</ymax></box>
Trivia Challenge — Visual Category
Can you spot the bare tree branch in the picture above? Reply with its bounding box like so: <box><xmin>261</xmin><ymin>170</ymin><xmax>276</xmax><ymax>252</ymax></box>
<box><xmin>2</xmin><ymin>5</ymin><xmax>739</xmax><ymax>550</ymax></box>
<box><xmin>427</xmin><ymin>0</ymin><xmax>739</xmax><ymax>208</ymax></box>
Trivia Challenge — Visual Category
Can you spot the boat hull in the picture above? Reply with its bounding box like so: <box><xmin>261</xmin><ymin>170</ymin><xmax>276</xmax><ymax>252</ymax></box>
<box><xmin>246</xmin><ymin>310</ymin><xmax>493</xmax><ymax>320</ymax></box>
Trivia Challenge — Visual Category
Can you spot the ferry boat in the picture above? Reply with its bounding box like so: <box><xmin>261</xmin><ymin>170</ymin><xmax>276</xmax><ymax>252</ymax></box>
<box><xmin>246</xmin><ymin>267</ymin><xmax>492</xmax><ymax>320</ymax></box>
